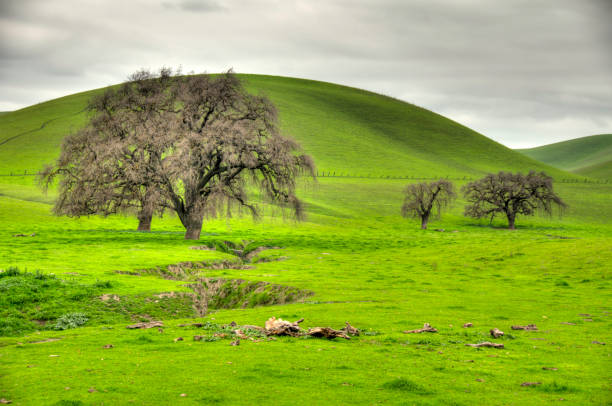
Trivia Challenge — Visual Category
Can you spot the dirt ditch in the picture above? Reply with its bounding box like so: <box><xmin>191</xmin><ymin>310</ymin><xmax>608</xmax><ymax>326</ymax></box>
<box><xmin>186</xmin><ymin>278</ymin><xmax>314</xmax><ymax>316</ymax></box>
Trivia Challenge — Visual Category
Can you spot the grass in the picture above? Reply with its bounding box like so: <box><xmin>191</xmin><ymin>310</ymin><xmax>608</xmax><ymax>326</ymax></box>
<box><xmin>0</xmin><ymin>75</ymin><xmax>610</xmax><ymax>404</ymax></box>
<box><xmin>517</xmin><ymin>134</ymin><xmax>612</xmax><ymax>179</ymax></box>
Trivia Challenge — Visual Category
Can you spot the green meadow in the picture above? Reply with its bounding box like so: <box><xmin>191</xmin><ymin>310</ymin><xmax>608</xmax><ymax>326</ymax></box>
<box><xmin>0</xmin><ymin>75</ymin><xmax>610</xmax><ymax>405</ymax></box>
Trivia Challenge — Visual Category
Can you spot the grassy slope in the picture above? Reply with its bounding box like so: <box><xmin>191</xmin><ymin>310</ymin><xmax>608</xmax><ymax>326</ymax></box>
<box><xmin>517</xmin><ymin>134</ymin><xmax>612</xmax><ymax>179</ymax></box>
<box><xmin>0</xmin><ymin>74</ymin><xmax>569</xmax><ymax>178</ymax></box>
<box><xmin>0</xmin><ymin>76</ymin><xmax>610</xmax><ymax>405</ymax></box>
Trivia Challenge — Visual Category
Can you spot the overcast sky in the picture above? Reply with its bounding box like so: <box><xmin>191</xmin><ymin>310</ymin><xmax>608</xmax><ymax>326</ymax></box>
<box><xmin>1</xmin><ymin>0</ymin><xmax>611</xmax><ymax>148</ymax></box>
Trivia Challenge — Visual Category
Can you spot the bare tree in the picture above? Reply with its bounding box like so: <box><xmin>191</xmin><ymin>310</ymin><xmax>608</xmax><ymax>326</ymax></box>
<box><xmin>462</xmin><ymin>171</ymin><xmax>566</xmax><ymax>229</ymax></box>
<box><xmin>40</xmin><ymin>68</ymin><xmax>178</xmax><ymax>231</ymax></box>
<box><xmin>41</xmin><ymin>69</ymin><xmax>314</xmax><ymax>239</ymax></box>
<box><xmin>401</xmin><ymin>179</ymin><xmax>456</xmax><ymax>229</ymax></box>
<box><xmin>157</xmin><ymin>71</ymin><xmax>315</xmax><ymax>239</ymax></box>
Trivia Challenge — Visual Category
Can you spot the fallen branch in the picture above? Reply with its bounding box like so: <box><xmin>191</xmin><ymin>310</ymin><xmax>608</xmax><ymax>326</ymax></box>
<box><xmin>521</xmin><ymin>382</ymin><xmax>541</xmax><ymax>387</ymax></box>
<box><xmin>465</xmin><ymin>342</ymin><xmax>504</xmax><ymax>349</ymax></box>
<box><xmin>265</xmin><ymin>317</ymin><xmax>304</xmax><ymax>337</ymax></box>
<box><xmin>342</xmin><ymin>322</ymin><xmax>360</xmax><ymax>336</ymax></box>
<box><xmin>403</xmin><ymin>323</ymin><xmax>437</xmax><ymax>334</ymax></box>
<box><xmin>306</xmin><ymin>327</ymin><xmax>350</xmax><ymax>340</ymax></box>
<box><xmin>511</xmin><ymin>324</ymin><xmax>538</xmax><ymax>331</ymax></box>
<box><xmin>126</xmin><ymin>321</ymin><xmax>163</xmax><ymax>329</ymax></box>
<box><xmin>490</xmin><ymin>328</ymin><xmax>504</xmax><ymax>338</ymax></box>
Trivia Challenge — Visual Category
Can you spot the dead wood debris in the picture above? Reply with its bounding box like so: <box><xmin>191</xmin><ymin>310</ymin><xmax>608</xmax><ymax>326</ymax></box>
<box><xmin>542</xmin><ymin>367</ymin><xmax>558</xmax><ymax>371</ymax></box>
<box><xmin>463</xmin><ymin>323</ymin><xmax>473</xmax><ymax>328</ymax></box>
<box><xmin>465</xmin><ymin>342</ymin><xmax>504</xmax><ymax>349</ymax></box>
<box><xmin>521</xmin><ymin>382</ymin><xmax>541</xmax><ymax>387</ymax></box>
<box><xmin>0</xmin><ymin>399</ymin><xmax>12</xmax><ymax>404</ymax></box>
<box><xmin>230</xmin><ymin>340</ymin><xmax>240</xmax><ymax>346</ymax></box>
<box><xmin>102</xmin><ymin>344</ymin><xmax>113</xmax><ymax>349</ymax></box>
<box><xmin>307</xmin><ymin>327</ymin><xmax>350</xmax><ymax>340</ymax></box>
<box><xmin>490</xmin><ymin>328</ymin><xmax>504</xmax><ymax>338</ymax></box>
<box><xmin>591</xmin><ymin>340</ymin><xmax>606</xmax><ymax>345</ymax></box>
<box><xmin>511</xmin><ymin>324</ymin><xmax>538</xmax><ymax>331</ymax></box>
<box><xmin>12</xmin><ymin>233</ymin><xmax>35</xmax><ymax>237</ymax></box>
<box><xmin>341</xmin><ymin>322</ymin><xmax>360</xmax><ymax>336</ymax></box>
<box><xmin>178</xmin><ymin>323</ymin><xmax>204</xmax><ymax>328</ymax></box>
<box><xmin>126</xmin><ymin>321</ymin><xmax>163</xmax><ymax>329</ymax></box>
<box><xmin>174</xmin><ymin>337</ymin><xmax>184</xmax><ymax>342</ymax></box>
<box><xmin>403</xmin><ymin>323</ymin><xmax>438</xmax><ymax>334</ymax></box>
<box><xmin>264</xmin><ymin>317</ymin><xmax>304</xmax><ymax>337</ymax></box>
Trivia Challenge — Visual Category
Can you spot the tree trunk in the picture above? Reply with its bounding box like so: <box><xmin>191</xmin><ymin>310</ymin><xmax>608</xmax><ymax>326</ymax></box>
<box><xmin>421</xmin><ymin>214</ymin><xmax>429</xmax><ymax>230</ymax></box>
<box><xmin>507</xmin><ymin>213</ymin><xmax>516</xmax><ymax>230</ymax></box>
<box><xmin>137</xmin><ymin>210</ymin><xmax>153</xmax><ymax>232</ymax></box>
<box><xmin>184</xmin><ymin>216</ymin><xmax>204</xmax><ymax>240</ymax></box>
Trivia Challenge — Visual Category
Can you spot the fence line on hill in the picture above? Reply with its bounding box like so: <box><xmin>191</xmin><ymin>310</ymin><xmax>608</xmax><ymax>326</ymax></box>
<box><xmin>0</xmin><ymin>169</ymin><xmax>609</xmax><ymax>184</ymax></box>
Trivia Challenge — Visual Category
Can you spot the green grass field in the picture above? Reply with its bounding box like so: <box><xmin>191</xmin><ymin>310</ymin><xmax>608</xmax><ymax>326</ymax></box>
<box><xmin>517</xmin><ymin>134</ymin><xmax>612</xmax><ymax>180</ymax></box>
<box><xmin>0</xmin><ymin>75</ymin><xmax>610</xmax><ymax>405</ymax></box>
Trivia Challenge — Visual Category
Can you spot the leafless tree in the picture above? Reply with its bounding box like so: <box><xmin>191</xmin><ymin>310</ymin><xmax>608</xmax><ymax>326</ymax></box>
<box><xmin>40</xmin><ymin>68</ymin><xmax>179</xmax><ymax>231</ymax></box>
<box><xmin>401</xmin><ymin>179</ymin><xmax>456</xmax><ymax>229</ymax></box>
<box><xmin>41</xmin><ymin>69</ymin><xmax>314</xmax><ymax>239</ymax></box>
<box><xmin>158</xmin><ymin>71</ymin><xmax>315</xmax><ymax>239</ymax></box>
<box><xmin>462</xmin><ymin>171</ymin><xmax>566</xmax><ymax>229</ymax></box>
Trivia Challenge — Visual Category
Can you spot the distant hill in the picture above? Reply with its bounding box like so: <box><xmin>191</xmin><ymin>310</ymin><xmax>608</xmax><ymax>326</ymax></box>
<box><xmin>0</xmin><ymin>74</ymin><xmax>570</xmax><ymax>179</ymax></box>
<box><xmin>517</xmin><ymin>134</ymin><xmax>612</xmax><ymax>179</ymax></box>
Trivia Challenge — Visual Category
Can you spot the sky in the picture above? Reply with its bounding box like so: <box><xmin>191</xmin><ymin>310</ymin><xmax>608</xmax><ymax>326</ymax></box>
<box><xmin>1</xmin><ymin>0</ymin><xmax>611</xmax><ymax>148</ymax></box>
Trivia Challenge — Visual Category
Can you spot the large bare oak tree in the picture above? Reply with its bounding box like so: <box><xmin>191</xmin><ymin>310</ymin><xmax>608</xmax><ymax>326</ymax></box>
<box><xmin>462</xmin><ymin>171</ymin><xmax>566</xmax><ymax>229</ymax></box>
<box><xmin>42</xmin><ymin>69</ymin><xmax>314</xmax><ymax>239</ymax></box>
<box><xmin>401</xmin><ymin>179</ymin><xmax>456</xmax><ymax>229</ymax></box>
<box><xmin>40</xmin><ymin>68</ymin><xmax>178</xmax><ymax>231</ymax></box>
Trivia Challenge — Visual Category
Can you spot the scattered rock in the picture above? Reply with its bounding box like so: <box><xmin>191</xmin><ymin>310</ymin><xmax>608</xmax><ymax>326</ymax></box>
<box><xmin>463</xmin><ymin>323</ymin><xmax>473</xmax><ymax>328</ymax></box>
<box><xmin>521</xmin><ymin>382</ymin><xmax>541</xmax><ymax>387</ymax></box>
<box><xmin>434</xmin><ymin>229</ymin><xmax>445</xmax><ymax>232</ymax></box>
<box><xmin>64</xmin><ymin>387</ymin><xmax>70</xmax><ymax>390</ymax></box>
<box><xmin>466</xmin><ymin>342</ymin><xmax>504</xmax><ymax>349</ymax></box>
<box><xmin>174</xmin><ymin>337</ymin><xmax>184</xmax><ymax>342</ymax></box>
<box><xmin>230</xmin><ymin>340</ymin><xmax>240</xmax><ymax>346</ymax></box>
<box><xmin>88</xmin><ymin>388</ymin><xmax>97</xmax><ymax>393</ymax></box>
<box><xmin>475</xmin><ymin>379</ymin><xmax>484</xmax><ymax>382</ymax></box>
<box><xmin>193</xmin><ymin>336</ymin><xmax>204</xmax><ymax>341</ymax></box>
<box><xmin>490</xmin><ymin>328</ymin><xmax>504</xmax><ymax>338</ymax></box>
<box><xmin>99</xmin><ymin>294</ymin><xmax>120</xmax><ymax>302</ymax></box>
<box><xmin>0</xmin><ymin>399</ymin><xmax>12</xmax><ymax>404</ymax></box>
<box><xmin>511</xmin><ymin>324</ymin><xmax>538</xmax><ymax>331</ymax></box>
<box><xmin>126</xmin><ymin>321</ymin><xmax>163</xmax><ymax>329</ymax></box>
<box><xmin>180</xmin><ymin>393</ymin><xmax>187</xmax><ymax>397</ymax></box>
<box><xmin>403</xmin><ymin>323</ymin><xmax>438</xmax><ymax>334</ymax></box>
<box><xmin>542</xmin><ymin>367</ymin><xmax>558</xmax><ymax>371</ymax></box>
<box><xmin>158</xmin><ymin>328</ymin><xmax>164</xmax><ymax>333</ymax></box>
<box><xmin>102</xmin><ymin>344</ymin><xmax>113</xmax><ymax>349</ymax></box>
<box><xmin>49</xmin><ymin>354</ymin><xmax>60</xmax><ymax>357</ymax></box>
<box><xmin>591</xmin><ymin>340</ymin><xmax>606</xmax><ymax>345</ymax></box>
<box><xmin>229</xmin><ymin>321</ymin><xmax>237</xmax><ymax>327</ymax></box>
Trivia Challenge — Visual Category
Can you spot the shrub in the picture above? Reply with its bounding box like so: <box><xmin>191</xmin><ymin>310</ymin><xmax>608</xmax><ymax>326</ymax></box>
<box><xmin>54</xmin><ymin>312</ymin><xmax>89</xmax><ymax>330</ymax></box>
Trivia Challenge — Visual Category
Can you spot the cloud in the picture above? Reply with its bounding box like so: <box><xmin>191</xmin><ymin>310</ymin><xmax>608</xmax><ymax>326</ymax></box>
<box><xmin>0</xmin><ymin>0</ymin><xmax>610</xmax><ymax>147</ymax></box>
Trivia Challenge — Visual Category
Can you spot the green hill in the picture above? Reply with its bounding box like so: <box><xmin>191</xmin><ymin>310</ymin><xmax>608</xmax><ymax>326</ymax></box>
<box><xmin>517</xmin><ymin>134</ymin><xmax>612</xmax><ymax>179</ymax></box>
<box><xmin>0</xmin><ymin>74</ymin><xmax>569</xmax><ymax>179</ymax></box>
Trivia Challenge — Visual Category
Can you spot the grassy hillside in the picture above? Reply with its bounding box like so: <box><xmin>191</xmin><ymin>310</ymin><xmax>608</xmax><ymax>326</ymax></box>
<box><xmin>0</xmin><ymin>76</ymin><xmax>610</xmax><ymax>405</ymax></box>
<box><xmin>0</xmin><ymin>74</ymin><xmax>569</xmax><ymax>179</ymax></box>
<box><xmin>517</xmin><ymin>134</ymin><xmax>612</xmax><ymax>179</ymax></box>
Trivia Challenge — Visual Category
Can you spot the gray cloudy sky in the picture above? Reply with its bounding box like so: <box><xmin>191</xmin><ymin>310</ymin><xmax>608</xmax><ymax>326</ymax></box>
<box><xmin>1</xmin><ymin>0</ymin><xmax>611</xmax><ymax>148</ymax></box>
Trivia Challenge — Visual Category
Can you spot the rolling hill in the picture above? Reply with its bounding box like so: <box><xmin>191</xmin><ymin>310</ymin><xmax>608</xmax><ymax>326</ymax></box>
<box><xmin>0</xmin><ymin>74</ymin><xmax>570</xmax><ymax>179</ymax></box>
<box><xmin>517</xmin><ymin>134</ymin><xmax>612</xmax><ymax>179</ymax></box>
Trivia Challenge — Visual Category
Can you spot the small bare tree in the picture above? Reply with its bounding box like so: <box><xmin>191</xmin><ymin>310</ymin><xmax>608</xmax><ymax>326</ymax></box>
<box><xmin>401</xmin><ymin>179</ymin><xmax>456</xmax><ymax>229</ymax></box>
<box><xmin>462</xmin><ymin>171</ymin><xmax>566</xmax><ymax>229</ymax></box>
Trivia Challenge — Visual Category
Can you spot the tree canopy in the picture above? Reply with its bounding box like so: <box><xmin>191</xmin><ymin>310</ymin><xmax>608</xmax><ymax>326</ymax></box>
<box><xmin>462</xmin><ymin>171</ymin><xmax>566</xmax><ymax>229</ymax></box>
<box><xmin>41</xmin><ymin>69</ymin><xmax>315</xmax><ymax>239</ymax></box>
<box><xmin>401</xmin><ymin>179</ymin><xmax>456</xmax><ymax>229</ymax></box>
